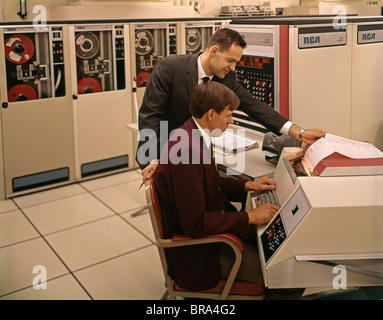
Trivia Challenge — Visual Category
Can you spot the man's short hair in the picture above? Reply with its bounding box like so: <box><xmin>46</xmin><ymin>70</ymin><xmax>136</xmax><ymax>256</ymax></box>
<box><xmin>206</xmin><ymin>28</ymin><xmax>247</xmax><ymax>52</ymax></box>
<box><xmin>189</xmin><ymin>82</ymin><xmax>239</xmax><ymax>119</ymax></box>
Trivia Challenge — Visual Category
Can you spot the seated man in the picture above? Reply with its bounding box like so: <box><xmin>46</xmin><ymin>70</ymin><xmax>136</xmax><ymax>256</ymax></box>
<box><xmin>153</xmin><ymin>81</ymin><xmax>280</xmax><ymax>292</ymax></box>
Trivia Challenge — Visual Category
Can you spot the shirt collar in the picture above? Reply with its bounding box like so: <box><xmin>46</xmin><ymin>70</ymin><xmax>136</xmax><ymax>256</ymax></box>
<box><xmin>192</xmin><ymin>117</ymin><xmax>211</xmax><ymax>150</ymax></box>
<box><xmin>197</xmin><ymin>55</ymin><xmax>212</xmax><ymax>84</ymax></box>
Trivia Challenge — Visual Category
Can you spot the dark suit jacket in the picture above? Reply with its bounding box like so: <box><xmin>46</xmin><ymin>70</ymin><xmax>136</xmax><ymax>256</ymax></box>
<box><xmin>137</xmin><ymin>53</ymin><xmax>288</xmax><ymax>169</ymax></box>
<box><xmin>153</xmin><ymin>118</ymin><xmax>249</xmax><ymax>290</ymax></box>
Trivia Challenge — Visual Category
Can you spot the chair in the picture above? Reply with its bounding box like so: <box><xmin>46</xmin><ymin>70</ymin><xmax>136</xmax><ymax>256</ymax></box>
<box><xmin>145</xmin><ymin>178</ymin><xmax>266</xmax><ymax>300</ymax></box>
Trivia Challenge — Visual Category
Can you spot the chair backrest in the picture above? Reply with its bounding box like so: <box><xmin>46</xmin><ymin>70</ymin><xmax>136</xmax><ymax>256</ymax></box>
<box><xmin>145</xmin><ymin>178</ymin><xmax>165</xmax><ymax>239</ymax></box>
<box><xmin>145</xmin><ymin>178</ymin><xmax>177</xmax><ymax>297</ymax></box>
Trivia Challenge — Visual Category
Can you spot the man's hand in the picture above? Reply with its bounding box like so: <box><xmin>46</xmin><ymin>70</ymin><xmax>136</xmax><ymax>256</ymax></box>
<box><xmin>300</xmin><ymin>128</ymin><xmax>327</xmax><ymax>145</ymax></box>
<box><xmin>245</xmin><ymin>176</ymin><xmax>279</xmax><ymax>225</ymax></box>
<box><xmin>247</xmin><ymin>203</ymin><xmax>279</xmax><ymax>225</ymax></box>
<box><xmin>140</xmin><ymin>160</ymin><xmax>159</xmax><ymax>189</ymax></box>
<box><xmin>245</xmin><ymin>176</ymin><xmax>276</xmax><ymax>193</ymax></box>
<box><xmin>289</xmin><ymin>124</ymin><xmax>326</xmax><ymax>145</ymax></box>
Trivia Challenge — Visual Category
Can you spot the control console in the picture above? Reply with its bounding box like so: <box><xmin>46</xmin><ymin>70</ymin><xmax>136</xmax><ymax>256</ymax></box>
<box><xmin>261</xmin><ymin>215</ymin><xmax>287</xmax><ymax>263</ymax></box>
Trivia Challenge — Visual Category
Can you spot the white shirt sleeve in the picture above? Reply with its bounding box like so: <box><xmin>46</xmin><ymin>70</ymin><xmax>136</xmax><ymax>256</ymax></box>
<box><xmin>279</xmin><ymin>120</ymin><xmax>293</xmax><ymax>135</ymax></box>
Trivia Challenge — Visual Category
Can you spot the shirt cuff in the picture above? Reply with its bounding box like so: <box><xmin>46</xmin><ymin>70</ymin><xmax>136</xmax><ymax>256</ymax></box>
<box><xmin>279</xmin><ymin>121</ymin><xmax>293</xmax><ymax>135</ymax></box>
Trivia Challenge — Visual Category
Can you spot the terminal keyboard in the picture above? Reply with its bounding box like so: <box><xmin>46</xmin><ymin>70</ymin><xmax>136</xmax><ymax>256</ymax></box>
<box><xmin>252</xmin><ymin>189</ymin><xmax>280</xmax><ymax>208</ymax></box>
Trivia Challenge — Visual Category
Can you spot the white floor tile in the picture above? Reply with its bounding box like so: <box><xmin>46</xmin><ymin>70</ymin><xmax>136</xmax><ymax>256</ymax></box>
<box><xmin>121</xmin><ymin>209</ymin><xmax>155</xmax><ymax>243</ymax></box>
<box><xmin>0</xmin><ymin>274</ymin><xmax>91</xmax><ymax>300</ymax></box>
<box><xmin>92</xmin><ymin>180</ymin><xmax>147</xmax><ymax>214</ymax></box>
<box><xmin>0</xmin><ymin>238</ymin><xmax>69</xmax><ymax>296</ymax></box>
<box><xmin>22</xmin><ymin>193</ymin><xmax>115</xmax><ymax>235</ymax></box>
<box><xmin>0</xmin><ymin>209</ymin><xmax>40</xmax><ymax>247</ymax></box>
<box><xmin>0</xmin><ymin>199</ymin><xmax>17</xmax><ymax>214</ymax></box>
<box><xmin>80</xmin><ymin>170</ymin><xmax>141</xmax><ymax>191</ymax></box>
<box><xmin>45</xmin><ymin>216</ymin><xmax>151</xmax><ymax>271</ymax></box>
<box><xmin>74</xmin><ymin>245</ymin><xmax>166</xmax><ymax>300</ymax></box>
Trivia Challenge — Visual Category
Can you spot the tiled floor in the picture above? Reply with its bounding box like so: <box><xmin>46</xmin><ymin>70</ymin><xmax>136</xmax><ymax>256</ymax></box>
<box><xmin>2</xmin><ymin>168</ymin><xmax>382</xmax><ymax>301</ymax></box>
<box><xmin>0</xmin><ymin>169</ymin><xmax>166</xmax><ymax>300</ymax></box>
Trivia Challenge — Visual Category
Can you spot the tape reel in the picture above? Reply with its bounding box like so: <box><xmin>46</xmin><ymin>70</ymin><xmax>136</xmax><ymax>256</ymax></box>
<box><xmin>185</xmin><ymin>28</ymin><xmax>201</xmax><ymax>53</ymax></box>
<box><xmin>8</xmin><ymin>84</ymin><xmax>37</xmax><ymax>102</ymax></box>
<box><xmin>136</xmin><ymin>71</ymin><xmax>151</xmax><ymax>88</ymax></box>
<box><xmin>5</xmin><ymin>34</ymin><xmax>35</xmax><ymax>65</ymax></box>
<box><xmin>78</xmin><ymin>77</ymin><xmax>102</xmax><ymax>94</ymax></box>
<box><xmin>135</xmin><ymin>30</ymin><xmax>154</xmax><ymax>55</ymax></box>
<box><xmin>75</xmin><ymin>32</ymin><xmax>100</xmax><ymax>59</ymax></box>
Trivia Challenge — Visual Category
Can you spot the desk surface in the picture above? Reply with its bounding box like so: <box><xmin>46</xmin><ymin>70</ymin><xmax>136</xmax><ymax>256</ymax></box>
<box><xmin>214</xmin><ymin>130</ymin><xmax>277</xmax><ymax>179</ymax></box>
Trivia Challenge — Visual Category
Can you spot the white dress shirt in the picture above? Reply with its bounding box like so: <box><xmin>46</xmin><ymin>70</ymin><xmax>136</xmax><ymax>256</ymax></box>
<box><xmin>192</xmin><ymin>116</ymin><xmax>212</xmax><ymax>151</ymax></box>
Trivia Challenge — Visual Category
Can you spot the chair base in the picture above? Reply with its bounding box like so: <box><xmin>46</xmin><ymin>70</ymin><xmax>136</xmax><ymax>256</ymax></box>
<box><xmin>169</xmin><ymin>280</ymin><xmax>265</xmax><ymax>300</ymax></box>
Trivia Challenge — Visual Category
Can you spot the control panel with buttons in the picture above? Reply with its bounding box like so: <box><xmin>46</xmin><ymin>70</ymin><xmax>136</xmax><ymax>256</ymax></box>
<box><xmin>115</xmin><ymin>26</ymin><xmax>126</xmax><ymax>90</ymax></box>
<box><xmin>261</xmin><ymin>214</ymin><xmax>287</xmax><ymax>263</ymax></box>
<box><xmin>115</xmin><ymin>27</ymin><xmax>125</xmax><ymax>59</ymax></box>
<box><xmin>236</xmin><ymin>55</ymin><xmax>274</xmax><ymax>108</ymax></box>
<box><xmin>52</xmin><ymin>28</ymin><xmax>64</xmax><ymax>64</ymax></box>
<box><xmin>168</xmin><ymin>24</ymin><xmax>177</xmax><ymax>55</ymax></box>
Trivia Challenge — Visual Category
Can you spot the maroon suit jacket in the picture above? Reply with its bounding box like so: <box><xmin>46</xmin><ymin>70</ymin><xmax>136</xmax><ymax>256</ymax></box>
<box><xmin>153</xmin><ymin>118</ymin><xmax>249</xmax><ymax>290</ymax></box>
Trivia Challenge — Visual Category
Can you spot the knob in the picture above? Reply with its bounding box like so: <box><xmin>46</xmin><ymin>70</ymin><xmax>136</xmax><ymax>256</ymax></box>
<box><xmin>14</xmin><ymin>43</ymin><xmax>25</xmax><ymax>54</ymax></box>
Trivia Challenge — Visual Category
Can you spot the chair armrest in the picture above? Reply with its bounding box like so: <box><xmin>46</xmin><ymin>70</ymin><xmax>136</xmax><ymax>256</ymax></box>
<box><xmin>172</xmin><ymin>233</ymin><xmax>244</xmax><ymax>252</ymax></box>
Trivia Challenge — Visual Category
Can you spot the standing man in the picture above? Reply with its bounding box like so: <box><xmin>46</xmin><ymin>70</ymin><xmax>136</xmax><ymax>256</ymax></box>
<box><xmin>137</xmin><ymin>28</ymin><xmax>326</xmax><ymax>179</ymax></box>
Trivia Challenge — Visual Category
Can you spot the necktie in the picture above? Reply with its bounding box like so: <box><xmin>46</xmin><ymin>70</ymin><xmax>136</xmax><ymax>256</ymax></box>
<box><xmin>202</xmin><ymin>76</ymin><xmax>210</xmax><ymax>83</ymax></box>
<box><xmin>210</xmin><ymin>143</ymin><xmax>217</xmax><ymax>171</ymax></box>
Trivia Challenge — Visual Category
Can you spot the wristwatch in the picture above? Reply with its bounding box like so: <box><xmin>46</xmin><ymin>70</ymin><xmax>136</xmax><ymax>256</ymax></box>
<box><xmin>299</xmin><ymin>129</ymin><xmax>305</xmax><ymax>141</ymax></box>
